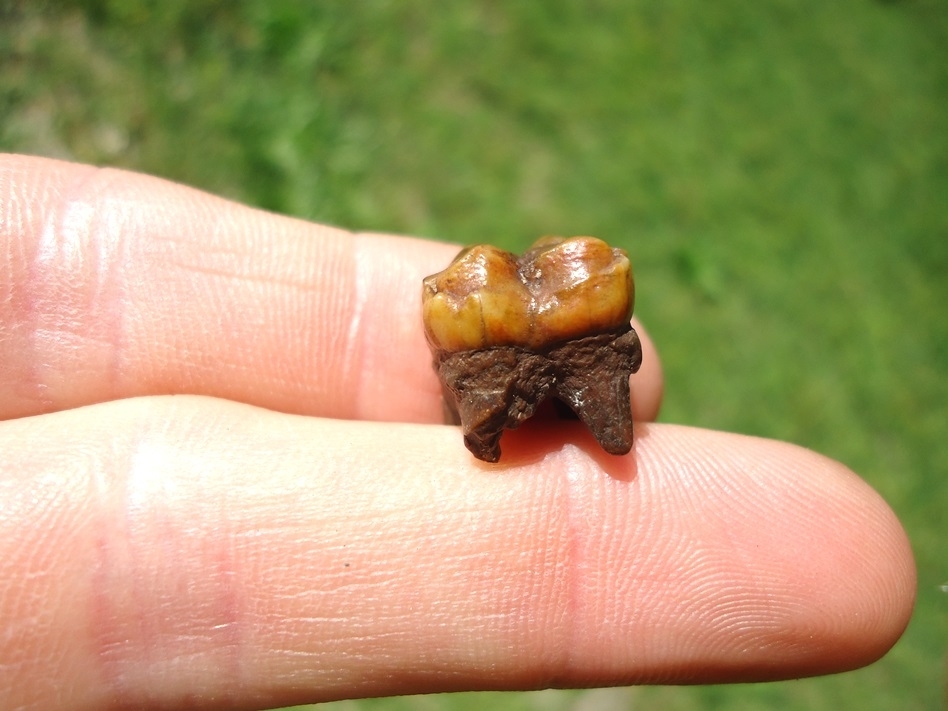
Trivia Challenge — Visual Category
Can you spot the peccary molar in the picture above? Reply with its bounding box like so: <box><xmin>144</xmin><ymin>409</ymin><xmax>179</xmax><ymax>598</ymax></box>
<box><xmin>422</xmin><ymin>236</ymin><xmax>642</xmax><ymax>463</ymax></box>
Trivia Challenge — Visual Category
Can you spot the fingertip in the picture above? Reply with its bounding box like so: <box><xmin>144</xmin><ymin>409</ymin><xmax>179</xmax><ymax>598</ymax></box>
<box><xmin>710</xmin><ymin>433</ymin><xmax>916</xmax><ymax>677</ymax></box>
<box><xmin>800</xmin><ymin>451</ymin><xmax>916</xmax><ymax>672</ymax></box>
<box><xmin>631</xmin><ymin>318</ymin><xmax>663</xmax><ymax>422</ymax></box>
<box><xmin>549</xmin><ymin>425</ymin><xmax>917</xmax><ymax>683</ymax></box>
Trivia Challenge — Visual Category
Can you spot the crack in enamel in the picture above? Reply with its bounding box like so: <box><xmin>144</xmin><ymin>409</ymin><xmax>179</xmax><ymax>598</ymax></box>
<box><xmin>422</xmin><ymin>236</ymin><xmax>642</xmax><ymax>463</ymax></box>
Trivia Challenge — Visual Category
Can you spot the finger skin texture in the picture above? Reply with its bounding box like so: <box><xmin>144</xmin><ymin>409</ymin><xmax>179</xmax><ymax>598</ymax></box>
<box><xmin>0</xmin><ymin>154</ymin><xmax>663</xmax><ymax>424</ymax></box>
<box><xmin>0</xmin><ymin>396</ymin><xmax>915</xmax><ymax>711</ymax></box>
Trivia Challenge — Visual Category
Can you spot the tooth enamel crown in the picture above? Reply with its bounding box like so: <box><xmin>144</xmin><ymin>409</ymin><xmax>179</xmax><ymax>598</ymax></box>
<box><xmin>423</xmin><ymin>236</ymin><xmax>635</xmax><ymax>353</ymax></box>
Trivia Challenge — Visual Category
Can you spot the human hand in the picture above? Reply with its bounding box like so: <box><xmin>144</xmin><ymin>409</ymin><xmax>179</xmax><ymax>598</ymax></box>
<box><xmin>0</xmin><ymin>154</ymin><xmax>915</xmax><ymax>711</ymax></box>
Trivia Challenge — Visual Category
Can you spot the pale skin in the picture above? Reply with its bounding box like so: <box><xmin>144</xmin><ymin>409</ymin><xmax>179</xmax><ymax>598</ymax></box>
<box><xmin>0</xmin><ymin>153</ymin><xmax>916</xmax><ymax>711</ymax></box>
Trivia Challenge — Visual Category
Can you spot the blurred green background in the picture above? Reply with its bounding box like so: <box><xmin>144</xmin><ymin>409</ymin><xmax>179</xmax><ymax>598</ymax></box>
<box><xmin>2</xmin><ymin>1</ymin><xmax>946</xmax><ymax>709</ymax></box>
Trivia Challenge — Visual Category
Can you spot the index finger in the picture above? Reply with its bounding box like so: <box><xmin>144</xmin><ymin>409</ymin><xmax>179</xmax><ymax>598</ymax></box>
<box><xmin>0</xmin><ymin>154</ymin><xmax>663</xmax><ymax>422</ymax></box>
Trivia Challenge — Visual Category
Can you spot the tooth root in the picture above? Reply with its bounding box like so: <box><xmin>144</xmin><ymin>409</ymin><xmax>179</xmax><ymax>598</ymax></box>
<box><xmin>556</xmin><ymin>375</ymin><xmax>634</xmax><ymax>455</ymax></box>
<box><xmin>435</xmin><ymin>327</ymin><xmax>641</xmax><ymax>462</ymax></box>
<box><xmin>551</xmin><ymin>327</ymin><xmax>642</xmax><ymax>456</ymax></box>
<box><xmin>436</xmin><ymin>348</ymin><xmax>553</xmax><ymax>463</ymax></box>
<box><xmin>463</xmin><ymin>428</ymin><xmax>504</xmax><ymax>464</ymax></box>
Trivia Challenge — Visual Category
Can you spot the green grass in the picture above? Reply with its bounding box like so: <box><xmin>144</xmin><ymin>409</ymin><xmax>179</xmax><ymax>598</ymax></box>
<box><xmin>3</xmin><ymin>1</ymin><xmax>947</xmax><ymax>709</ymax></box>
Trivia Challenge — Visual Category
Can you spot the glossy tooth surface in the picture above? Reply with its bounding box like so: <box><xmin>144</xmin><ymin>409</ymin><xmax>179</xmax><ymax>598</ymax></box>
<box><xmin>422</xmin><ymin>236</ymin><xmax>634</xmax><ymax>353</ymax></box>
<box><xmin>522</xmin><ymin>236</ymin><xmax>634</xmax><ymax>348</ymax></box>
<box><xmin>422</xmin><ymin>245</ymin><xmax>531</xmax><ymax>352</ymax></box>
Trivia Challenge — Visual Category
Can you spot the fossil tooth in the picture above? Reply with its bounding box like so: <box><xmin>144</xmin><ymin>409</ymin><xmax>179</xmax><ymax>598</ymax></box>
<box><xmin>422</xmin><ymin>236</ymin><xmax>642</xmax><ymax>462</ymax></box>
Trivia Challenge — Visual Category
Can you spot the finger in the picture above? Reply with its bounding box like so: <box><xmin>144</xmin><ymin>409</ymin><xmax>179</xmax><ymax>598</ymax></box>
<box><xmin>0</xmin><ymin>397</ymin><xmax>914</xmax><ymax>711</ymax></box>
<box><xmin>0</xmin><ymin>154</ymin><xmax>663</xmax><ymax>423</ymax></box>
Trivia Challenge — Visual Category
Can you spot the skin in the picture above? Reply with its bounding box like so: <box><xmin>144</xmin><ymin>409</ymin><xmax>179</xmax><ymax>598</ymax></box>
<box><xmin>0</xmin><ymin>153</ymin><xmax>916</xmax><ymax>711</ymax></box>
